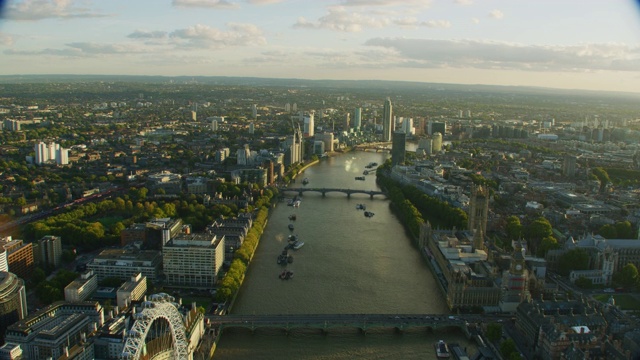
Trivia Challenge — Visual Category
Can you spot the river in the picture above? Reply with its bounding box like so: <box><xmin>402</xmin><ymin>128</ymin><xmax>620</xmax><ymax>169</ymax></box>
<box><xmin>213</xmin><ymin>150</ymin><xmax>476</xmax><ymax>359</ymax></box>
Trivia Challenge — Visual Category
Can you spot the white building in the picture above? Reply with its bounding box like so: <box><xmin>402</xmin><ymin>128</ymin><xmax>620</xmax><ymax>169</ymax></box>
<box><xmin>354</xmin><ymin>107</ymin><xmax>362</xmax><ymax>130</ymax></box>
<box><xmin>163</xmin><ymin>232</ymin><xmax>225</xmax><ymax>288</ymax></box>
<box><xmin>303</xmin><ymin>111</ymin><xmax>315</xmax><ymax>137</ymax></box>
<box><xmin>64</xmin><ymin>270</ymin><xmax>98</xmax><ymax>302</ymax></box>
<box><xmin>116</xmin><ymin>273</ymin><xmax>147</xmax><ymax>309</ymax></box>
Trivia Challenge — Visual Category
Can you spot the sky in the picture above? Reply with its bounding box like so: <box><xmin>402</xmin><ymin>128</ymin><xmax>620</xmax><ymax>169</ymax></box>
<box><xmin>1</xmin><ymin>0</ymin><xmax>640</xmax><ymax>93</ymax></box>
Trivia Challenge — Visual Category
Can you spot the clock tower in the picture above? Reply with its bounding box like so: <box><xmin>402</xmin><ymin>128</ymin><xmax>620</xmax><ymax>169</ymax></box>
<box><xmin>500</xmin><ymin>240</ymin><xmax>531</xmax><ymax>312</ymax></box>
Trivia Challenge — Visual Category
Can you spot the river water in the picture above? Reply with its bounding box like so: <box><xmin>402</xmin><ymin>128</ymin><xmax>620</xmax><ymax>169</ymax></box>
<box><xmin>213</xmin><ymin>151</ymin><xmax>476</xmax><ymax>359</ymax></box>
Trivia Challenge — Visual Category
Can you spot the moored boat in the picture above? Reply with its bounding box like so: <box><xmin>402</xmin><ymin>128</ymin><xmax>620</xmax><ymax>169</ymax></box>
<box><xmin>289</xmin><ymin>214</ymin><xmax>297</xmax><ymax>221</ymax></box>
<box><xmin>279</xmin><ymin>269</ymin><xmax>294</xmax><ymax>280</ymax></box>
<box><xmin>356</xmin><ymin>204</ymin><xmax>366</xmax><ymax>210</ymax></box>
<box><xmin>364</xmin><ymin>211</ymin><xmax>375</xmax><ymax>218</ymax></box>
<box><xmin>293</xmin><ymin>241</ymin><xmax>305</xmax><ymax>250</ymax></box>
<box><xmin>288</xmin><ymin>224</ymin><xmax>294</xmax><ymax>231</ymax></box>
<box><xmin>355</xmin><ymin>176</ymin><xmax>365</xmax><ymax>181</ymax></box>
<box><xmin>302</xmin><ymin>178</ymin><xmax>309</xmax><ymax>185</ymax></box>
<box><xmin>434</xmin><ymin>340</ymin><xmax>450</xmax><ymax>358</ymax></box>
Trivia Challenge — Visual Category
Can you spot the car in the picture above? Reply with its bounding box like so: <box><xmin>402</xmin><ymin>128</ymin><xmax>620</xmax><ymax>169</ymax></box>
<box><xmin>604</xmin><ymin>288</ymin><xmax>615</xmax><ymax>293</ymax></box>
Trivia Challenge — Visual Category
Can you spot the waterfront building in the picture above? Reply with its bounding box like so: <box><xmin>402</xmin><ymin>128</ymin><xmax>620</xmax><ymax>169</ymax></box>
<box><xmin>0</xmin><ymin>271</ymin><xmax>27</xmax><ymax>342</ymax></box>
<box><xmin>5</xmin><ymin>301</ymin><xmax>104</xmax><ymax>360</ymax></box>
<box><xmin>354</xmin><ymin>107</ymin><xmax>362</xmax><ymax>130</ymax></box>
<box><xmin>303</xmin><ymin>111</ymin><xmax>315</xmax><ymax>137</ymax></box>
<box><xmin>382</xmin><ymin>98</ymin><xmax>392</xmax><ymax>142</ymax></box>
<box><xmin>391</xmin><ymin>131</ymin><xmax>406</xmax><ymax>166</ymax></box>
<box><xmin>64</xmin><ymin>270</ymin><xmax>98</xmax><ymax>302</ymax></box>
<box><xmin>87</xmin><ymin>249</ymin><xmax>162</xmax><ymax>282</ymax></box>
<box><xmin>428</xmin><ymin>121</ymin><xmax>446</xmax><ymax>136</ymax></box>
<box><xmin>432</xmin><ymin>132</ymin><xmax>443</xmax><ymax>153</ymax></box>
<box><xmin>317</xmin><ymin>132</ymin><xmax>335</xmax><ymax>153</ymax></box>
<box><xmin>0</xmin><ymin>237</ymin><xmax>34</xmax><ymax>280</ymax></box>
<box><xmin>38</xmin><ymin>235</ymin><xmax>62</xmax><ymax>269</ymax></box>
<box><xmin>163</xmin><ymin>231</ymin><xmax>225</xmax><ymax>288</ymax></box>
<box><xmin>116</xmin><ymin>273</ymin><xmax>147</xmax><ymax>309</ymax></box>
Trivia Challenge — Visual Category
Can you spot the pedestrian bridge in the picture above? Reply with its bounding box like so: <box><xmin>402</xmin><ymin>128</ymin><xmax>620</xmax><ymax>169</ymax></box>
<box><xmin>205</xmin><ymin>313</ymin><xmax>486</xmax><ymax>334</ymax></box>
<box><xmin>279</xmin><ymin>188</ymin><xmax>386</xmax><ymax>199</ymax></box>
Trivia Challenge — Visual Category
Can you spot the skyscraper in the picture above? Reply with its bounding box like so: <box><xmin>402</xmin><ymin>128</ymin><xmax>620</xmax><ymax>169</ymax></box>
<box><xmin>354</xmin><ymin>107</ymin><xmax>362</xmax><ymax>130</ymax></box>
<box><xmin>382</xmin><ymin>98</ymin><xmax>392</xmax><ymax>142</ymax></box>
<box><xmin>391</xmin><ymin>131</ymin><xmax>406</xmax><ymax>166</ymax></box>
<box><xmin>303</xmin><ymin>111</ymin><xmax>314</xmax><ymax>137</ymax></box>
<box><xmin>344</xmin><ymin>113</ymin><xmax>350</xmax><ymax>130</ymax></box>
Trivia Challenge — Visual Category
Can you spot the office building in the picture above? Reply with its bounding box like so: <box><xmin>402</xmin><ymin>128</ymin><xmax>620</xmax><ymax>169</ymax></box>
<box><xmin>64</xmin><ymin>270</ymin><xmax>98</xmax><ymax>302</ymax></box>
<box><xmin>343</xmin><ymin>113</ymin><xmax>350</xmax><ymax>130</ymax></box>
<box><xmin>0</xmin><ymin>237</ymin><xmax>34</xmax><ymax>280</ymax></box>
<box><xmin>0</xmin><ymin>248</ymin><xmax>7</xmax><ymax>272</ymax></box>
<box><xmin>5</xmin><ymin>301</ymin><xmax>103</xmax><ymax>360</ymax></box>
<box><xmin>317</xmin><ymin>132</ymin><xmax>334</xmax><ymax>153</ymax></box>
<box><xmin>563</xmin><ymin>155</ymin><xmax>577</xmax><ymax>177</ymax></box>
<box><xmin>38</xmin><ymin>235</ymin><xmax>62</xmax><ymax>269</ymax></box>
<box><xmin>382</xmin><ymin>98</ymin><xmax>393</xmax><ymax>142</ymax></box>
<box><xmin>391</xmin><ymin>131</ymin><xmax>406</xmax><ymax>166</ymax></box>
<box><xmin>116</xmin><ymin>273</ymin><xmax>147</xmax><ymax>309</ymax></box>
<box><xmin>0</xmin><ymin>271</ymin><xmax>27</xmax><ymax>342</ymax></box>
<box><xmin>87</xmin><ymin>249</ymin><xmax>162</xmax><ymax>282</ymax></box>
<box><xmin>163</xmin><ymin>232</ymin><xmax>225</xmax><ymax>288</ymax></box>
<box><xmin>428</xmin><ymin>121</ymin><xmax>446</xmax><ymax>136</ymax></box>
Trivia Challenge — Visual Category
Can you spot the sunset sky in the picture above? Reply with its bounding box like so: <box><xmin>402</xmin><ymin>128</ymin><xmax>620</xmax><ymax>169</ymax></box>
<box><xmin>1</xmin><ymin>0</ymin><xmax>640</xmax><ymax>93</ymax></box>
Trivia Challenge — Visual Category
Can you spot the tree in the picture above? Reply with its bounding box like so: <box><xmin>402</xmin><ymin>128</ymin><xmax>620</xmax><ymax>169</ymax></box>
<box><xmin>486</xmin><ymin>323</ymin><xmax>503</xmax><ymax>343</ymax></box>
<box><xmin>505</xmin><ymin>216</ymin><xmax>522</xmax><ymax>240</ymax></box>
<box><xmin>613</xmin><ymin>263</ymin><xmax>639</xmax><ymax>290</ymax></box>
<box><xmin>31</xmin><ymin>267</ymin><xmax>46</xmax><ymax>285</ymax></box>
<box><xmin>575</xmin><ymin>276</ymin><xmax>593</xmax><ymax>289</ymax></box>
<box><xmin>598</xmin><ymin>224</ymin><xmax>617</xmax><ymax>239</ymax></box>
<box><xmin>500</xmin><ymin>339</ymin><xmax>519</xmax><ymax>359</ymax></box>
<box><xmin>615</xmin><ymin>221</ymin><xmax>634</xmax><ymax>239</ymax></box>
<box><xmin>557</xmin><ymin>249</ymin><xmax>590</xmax><ymax>276</ymax></box>
<box><xmin>537</xmin><ymin>236</ymin><xmax>560</xmax><ymax>257</ymax></box>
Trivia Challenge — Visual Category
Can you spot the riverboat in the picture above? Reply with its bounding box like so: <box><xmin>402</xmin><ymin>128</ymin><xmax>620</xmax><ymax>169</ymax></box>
<box><xmin>288</xmin><ymin>234</ymin><xmax>298</xmax><ymax>242</ymax></box>
<box><xmin>293</xmin><ymin>241</ymin><xmax>305</xmax><ymax>250</ymax></box>
<box><xmin>364</xmin><ymin>211</ymin><xmax>375</xmax><ymax>218</ymax></box>
<box><xmin>289</xmin><ymin>214</ymin><xmax>297</xmax><ymax>221</ymax></box>
<box><xmin>302</xmin><ymin>178</ymin><xmax>309</xmax><ymax>185</ymax></box>
<box><xmin>434</xmin><ymin>340</ymin><xmax>450</xmax><ymax>358</ymax></box>
<box><xmin>293</xmin><ymin>200</ymin><xmax>301</xmax><ymax>207</ymax></box>
<box><xmin>356</xmin><ymin>204</ymin><xmax>366</xmax><ymax>210</ymax></box>
<box><xmin>288</xmin><ymin>224</ymin><xmax>294</xmax><ymax>231</ymax></box>
<box><xmin>355</xmin><ymin>176</ymin><xmax>365</xmax><ymax>181</ymax></box>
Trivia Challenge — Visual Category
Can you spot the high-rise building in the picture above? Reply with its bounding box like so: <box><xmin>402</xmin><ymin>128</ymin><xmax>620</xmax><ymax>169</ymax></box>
<box><xmin>0</xmin><ymin>271</ymin><xmax>27</xmax><ymax>342</ymax></box>
<box><xmin>248</xmin><ymin>122</ymin><xmax>255</xmax><ymax>134</ymax></box>
<box><xmin>303</xmin><ymin>111</ymin><xmax>315</xmax><ymax>137</ymax></box>
<box><xmin>34</xmin><ymin>141</ymin><xmax>69</xmax><ymax>165</ymax></box>
<box><xmin>237</xmin><ymin>144</ymin><xmax>251</xmax><ymax>165</ymax></box>
<box><xmin>251</xmin><ymin>104</ymin><xmax>257</xmax><ymax>119</ymax></box>
<box><xmin>382</xmin><ymin>98</ymin><xmax>393</xmax><ymax>142</ymax></box>
<box><xmin>391</xmin><ymin>131</ymin><xmax>406</xmax><ymax>166</ymax></box>
<box><xmin>354</xmin><ymin>107</ymin><xmax>362</xmax><ymax>129</ymax></box>
<box><xmin>0</xmin><ymin>248</ymin><xmax>7</xmax><ymax>273</ymax></box>
<box><xmin>317</xmin><ymin>132</ymin><xmax>334</xmax><ymax>153</ymax></box>
<box><xmin>38</xmin><ymin>235</ymin><xmax>62</xmax><ymax>269</ymax></box>
<box><xmin>563</xmin><ymin>155</ymin><xmax>577</xmax><ymax>177</ymax></box>
<box><xmin>428</xmin><ymin>121</ymin><xmax>446</xmax><ymax>136</ymax></box>
<box><xmin>402</xmin><ymin>117</ymin><xmax>413</xmax><ymax>136</ymax></box>
<box><xmin>344</xmin><ymin>113</ymin><xmax>350</xmax><ymax>130</ymax></box>
<box><xmin>432</xmin><ymin>132</ymin><xmax>443</xmax><ymax>153</ymax></box>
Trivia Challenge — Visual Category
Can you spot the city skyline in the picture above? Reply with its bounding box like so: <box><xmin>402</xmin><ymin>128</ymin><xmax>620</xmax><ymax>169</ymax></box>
<box><xmin>0</xmin><ymin>0</ymin><xmax>640</xmax><ymax>93</ymax></box>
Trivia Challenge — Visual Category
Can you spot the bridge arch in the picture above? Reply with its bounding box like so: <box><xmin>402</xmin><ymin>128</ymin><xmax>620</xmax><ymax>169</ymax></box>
<box><xmin>121</xmin><ymin>293</ymin><xmax>189</xmax><ymax>360</ymax></box>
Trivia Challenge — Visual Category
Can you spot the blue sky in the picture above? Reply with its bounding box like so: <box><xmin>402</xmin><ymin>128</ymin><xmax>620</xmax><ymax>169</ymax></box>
<box><xmin>1</xmin><ymin>0</ymin><xmax>640</xmax><ymax>93</ymax></box>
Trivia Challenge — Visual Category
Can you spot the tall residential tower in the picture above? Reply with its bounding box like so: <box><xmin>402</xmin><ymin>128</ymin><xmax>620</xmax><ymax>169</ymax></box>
<box><xmin>382</xmin><ymin>98</ymin><xmax>393</xmax><ymax>142</ymax></box>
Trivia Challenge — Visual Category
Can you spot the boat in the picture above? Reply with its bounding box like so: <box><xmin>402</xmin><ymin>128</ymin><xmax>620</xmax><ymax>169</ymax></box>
<box><xmin>364</xmin><ymin>211</ymin><xmax>375</xmax><ymax>218</ymax></box>
<box><xmin>288</xmin><ymin>224</ymin><xmax>294</xmax><ymax>231</ymax></box>
<box><xmin>293</xmin><ymin>200</ymin><xmax>301</xmax><ymax>207</ymax></box>
<box><xmin>356</xmin><ymin>204</ymin><xmax>366</xmax><ymax>210</ymax></box>
<box><xmin>287</xmin><ymin>255</ymin><xmax>293</xmax><ymax>263</ymax></box>
<box><xmin>363</xmin><ymin>170</ymin><xmax>369</xmax><ymax>175</ymax></box>
<box><xmin>279</xmin><ymin>269</ymin><xmax>294</xmax><ymax>280</ymax></box>
<box><xmin>434</xmin><ymin>340</ymin><xmax>450</xmax><ymax>359</ymax></box>
<box><xmin>288</xmin><ymin>234</ymin><xmax>298</xmax><ymax>242</ymax></box>
<box><xmin>302</xmin><ymin>178</ymin><xmax>309</xmax><ymax>185</ymax></box>
<box><xmin>289</xmin><ymin>214</ymin><xmax>297</xmax><ymax>221</ymax></box>
<box><xmin>355</xmin><ymin>176</ymin><xmax>365</xmax><ymax>181</ymax></box>
<box><xmin>277</xmin><ymin>253</ymin><xmax>288</xmax><ymax>265</ymax></box>
<box><xmin>293</xmin><ymin>241</ymin><xmax>305</xmax><ymax>250</ymax></box>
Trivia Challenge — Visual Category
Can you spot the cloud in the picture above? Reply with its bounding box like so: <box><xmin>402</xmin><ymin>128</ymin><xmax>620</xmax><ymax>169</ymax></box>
<box><xmin>455</xmin><ymin>0</ymin><xmax>473</xmax><ymax>5</ymax></box>
<box><xmin>172</xmin><ymin>0</ymin><xmax>239</xmax><ymax>9</ymax></box>
<box><xmin>6</xmin><ymin>0</ymin><xmax>110</xmax><ymax>21</ymax></box>
<box><xmin>472</xmin><ymin>17</ymin><xmax>479</xmax><ymax>24</ymax></box>
<box><xmin>489</xmin><ymin>9</ymin><xmax>504</xmax><ymax>19</ymax></box>
<box><xmin>293</xmin><ymin>6</ymin><xmax>389</xmax><ymax>32</ymax></box>
<box><xmin>246</xmin><ymin>0</ymin><xmax>284</xmax><ymax>4</ymax></box>
<box><xmin>393</xmin><ymin>18</ymin><xmax>451</xmax><ymax>28</ymax></box>
<box><xmin>4</xmin><ymin>42</ymin><xmax>148</xmax><ymax>57</ymax></box>
<box><xmin>363</xmin><ymin>37</ymin><xmax>640</xmax><ymax>72</ymax></box>
<box><xmin>169</xmin><ymin>23</ymin><xmax>266</xmax><ymax>47</ymax></box>
<box><xmin>339</xmin><ymin>0</ymin><xmax>432</xmax><ymax>7</ymax></box>
<box><xmin>0</xmin><ymin>33</ymin><xmax>14</xmax><ymax>46</ymax></box>
<box><xmin>127</xmin><ymin>30</ymin><xmax>169</xmax><ymax>39</ymax></box>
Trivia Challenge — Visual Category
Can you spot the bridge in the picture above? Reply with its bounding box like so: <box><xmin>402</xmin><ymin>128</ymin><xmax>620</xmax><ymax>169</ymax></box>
<box><xmin>206</xmin><ymin>313</ymin><xmax>489</xmax><ymax>335</ymax></box>
<box><xmin>279</xmin><ymin>187</ymin><xmax>386</xmax><ymax>199</ymax></box>
<box><xmin>354</xmin><ymin>142</ymin><xmax>392</xmax><ymax>152</ymax></box>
